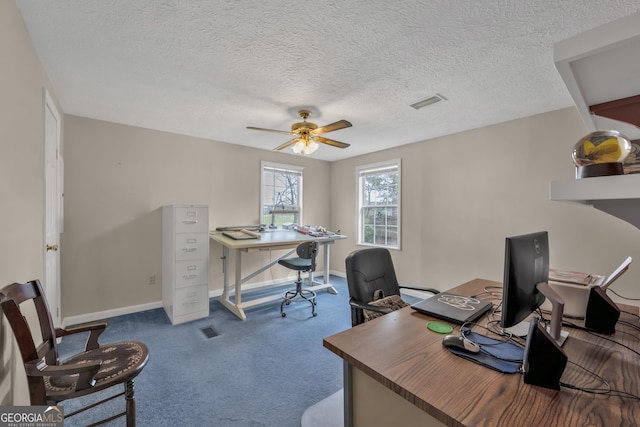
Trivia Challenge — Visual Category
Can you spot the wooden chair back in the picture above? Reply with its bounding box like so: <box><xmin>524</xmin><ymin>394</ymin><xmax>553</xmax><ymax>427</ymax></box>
<box><xmin>1</xmin><ymin>280</ymin><xmax>59</xmax><ymax>403</ymax></box>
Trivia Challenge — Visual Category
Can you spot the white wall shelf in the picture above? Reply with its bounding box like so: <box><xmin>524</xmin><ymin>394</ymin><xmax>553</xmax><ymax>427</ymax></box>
<box><xmin>551</xmin><ymin>12</ymin><xmax>640</xmax><ymax>229</ymax></box>
<box><xmin>550</xmin><ymin>174</ymin><xmax>640</xmax><ymax>229</ymax></box>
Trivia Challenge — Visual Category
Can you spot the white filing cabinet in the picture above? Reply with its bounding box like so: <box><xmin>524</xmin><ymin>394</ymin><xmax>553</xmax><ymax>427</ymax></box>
<box><xmin>162</xmin><ymin>205</ymin><xmax>210</xmax><ymax>324</ymax></box>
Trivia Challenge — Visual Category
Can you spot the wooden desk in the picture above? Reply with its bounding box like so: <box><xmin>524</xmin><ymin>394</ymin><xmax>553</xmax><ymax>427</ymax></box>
<box><xmin>323</xmin><ymin>278</ymin><xmax>640</xmax><ymax>427</ymax></box>
<box><xmin>210</xmin><ymin>230</ymin><xmax>347</xmax><ymax>320</ymax></box>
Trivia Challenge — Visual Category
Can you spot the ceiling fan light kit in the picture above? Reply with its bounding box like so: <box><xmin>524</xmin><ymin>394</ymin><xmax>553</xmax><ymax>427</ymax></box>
<box><xmin>247</xmin><ymin>109</ymin><xmax>352</xmax><ymax>155</ymax></box>
<box><xmin>292</xmin><ymin>138</ymin><xmax>319</xmax><ymax>155</ymax></box>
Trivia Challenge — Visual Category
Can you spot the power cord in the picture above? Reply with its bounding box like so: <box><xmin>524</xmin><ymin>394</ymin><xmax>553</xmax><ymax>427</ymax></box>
<box><xmin>608</xmin><ymin>288</ymin><xmax>640</xmax><ymax>301</ymax></box>
<box><xmin>460</xmin><ymin>323</ymin><xmax>524</xmax><ymax>363</ymax></box>
<box><xmin>560</xmin><ymin>361</ymin><xmax>640</xmax><ymax>400</ymax></box>
<box><xmin>563</xmin><ymin>320</ymin><xmax>640</xmax><ymax>357</ymax></box>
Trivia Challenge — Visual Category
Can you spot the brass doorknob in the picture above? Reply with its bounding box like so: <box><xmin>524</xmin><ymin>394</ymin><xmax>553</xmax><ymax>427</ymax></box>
<box><xmin>46</xmin><ymin>244</ymin><xmax>58</xmax><ymax>252</ymax></box>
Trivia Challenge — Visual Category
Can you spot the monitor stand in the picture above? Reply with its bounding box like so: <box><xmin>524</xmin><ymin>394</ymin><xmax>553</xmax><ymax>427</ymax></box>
<box><xmin>503</xmin><ymin>282</ymin><xmax>569</xmax><ymax>347</ymax></box>
<box><xmin>503</xmin><ymin>320</ymin><xmax>531</xmax><ymax>338</ymax></box>
<box><xmin>504</xmin><ymin>319</ymin><xmax>569</xmax><ymax>346</ymax></box>
<box><xmin>536</xmin><ymin>282</ymin><xmax>569</xmax><ymax>346</ymax></box>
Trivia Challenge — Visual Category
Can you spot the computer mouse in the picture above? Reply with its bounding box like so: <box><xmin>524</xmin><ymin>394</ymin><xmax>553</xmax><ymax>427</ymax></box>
<box><xmin>442</xmin><ymin>334</ymin><xmax>481</xmax><ymax>354</ymax></box>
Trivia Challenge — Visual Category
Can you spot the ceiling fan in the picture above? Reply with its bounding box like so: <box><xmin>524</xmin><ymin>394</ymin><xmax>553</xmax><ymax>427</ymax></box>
<box><xmin>247</xmin><ymin>109</ymin><xmax>352</xmax><ymax>155</ymax></box>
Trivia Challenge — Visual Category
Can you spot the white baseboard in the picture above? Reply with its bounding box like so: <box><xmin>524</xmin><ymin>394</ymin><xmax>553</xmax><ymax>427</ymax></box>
<box><xmin>62</xmin><ymin>271</ymin><xmax>344</xmax><ymax>327</ymax></box>
<box><xmin>63</xmin><ymin>300</ymin><xmax>165</xmax><ymax>328</ymax></box>
<box><xmin>330</xmin><ymin>269</ymin><xmax>346</xmax><ymax>279</ymax></box>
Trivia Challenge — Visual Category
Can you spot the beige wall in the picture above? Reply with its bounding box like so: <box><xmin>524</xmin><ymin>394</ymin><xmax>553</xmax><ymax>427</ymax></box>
<box><xmin>0</xmin><ymin>0</ymin><xmax>62</xmax><ymax>406</ymax></box>
<box><xmin>330</xmin><ymin>108</ymin><xmax>640</xmax><ymax>305</ymax></box>
<box><xmin>4</xmin><ymin>0</ymin><xmax>640</xmax><ymax>408</ymax></box>
<box><xmin>62</xmin><ymin>115</ymin><xmax>336</xmax><ymax>317</ymax></box>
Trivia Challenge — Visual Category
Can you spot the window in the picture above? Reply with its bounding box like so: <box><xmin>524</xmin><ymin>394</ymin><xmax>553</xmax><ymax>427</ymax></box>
<box><xmin>357</xmin><ymin>159</ymin><xmax>401</xmax><ymax>249</ymax></box>
<box><xmin>261</xmin><ymin>161</ymin><xmax>303</xmax><ymax>227</ymax></box>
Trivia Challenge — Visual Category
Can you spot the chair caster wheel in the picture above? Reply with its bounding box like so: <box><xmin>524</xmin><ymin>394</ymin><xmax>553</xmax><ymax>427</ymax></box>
<box><xmin>312</xmin><ymin>313</ymin><xmax>317</xmax><ymax>317</ymax></box>
<box><xmin>281</xmin><ymin>312</ymin><xmax>286</xmax><ymax>317</ymax></box>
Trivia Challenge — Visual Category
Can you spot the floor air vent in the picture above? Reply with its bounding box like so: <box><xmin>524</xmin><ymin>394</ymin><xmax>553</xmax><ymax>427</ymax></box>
<box><xmin>200</xmin><ymin>325</ymin><xmax>219</xmax><ymax>339</ymax></box>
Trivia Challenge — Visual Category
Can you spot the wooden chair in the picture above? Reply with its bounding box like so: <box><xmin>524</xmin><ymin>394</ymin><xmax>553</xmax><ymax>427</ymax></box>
<box><xmin>345</xmin><ymin>248</ymin><xmax>440</xmax><ymax>326</ymax></box>
<box><xmin>0</xmin><ymin>280</ymin><xmax>149</xmax><ymax>426</ymax></box>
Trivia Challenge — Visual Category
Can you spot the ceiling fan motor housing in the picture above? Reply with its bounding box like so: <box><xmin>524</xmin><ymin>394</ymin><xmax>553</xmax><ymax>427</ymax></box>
<box><xmin>291</xmin><ymin>121</ymin><xmax>317</xmax><ymax>132</ymax></box>
<box><xmin>292</xmin><ymin>109</ymin><xmax>317</xmax><ymax>133</ymax></box>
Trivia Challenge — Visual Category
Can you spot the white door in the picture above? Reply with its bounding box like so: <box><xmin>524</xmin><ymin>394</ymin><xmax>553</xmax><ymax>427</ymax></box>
<box><xmin>44</xmin><ymin>89</ymin><xmax>62</xmax><ymax>327</ymax></box>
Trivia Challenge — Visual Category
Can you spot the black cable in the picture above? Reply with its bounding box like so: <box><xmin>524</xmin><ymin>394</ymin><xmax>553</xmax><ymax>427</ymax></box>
<box><xmin>608</xmin><ymin>288</ymin><xmax>640</xmax><ymax>301</ymax></box>
<box><xmin>482</xmin><ymin>314</ymin><xmax>528</xmax><ymax>348</ymax></box>
<box><xmin>461</xmin><ymin>322</ymin><xmax>514</xmax><ymax>346</ymax></box>
<box><xmin>617</xmin><ymin>320</ymin><xmax>640</xmax><ymax>332</ymax></box>
<box><xmin>590</xmin><ymin>332</ymin><xmax>640</xmax><ymax>357</ymax></box>
<box><xmin>621</xmin><ymin>309</ymin><xmax>640</xmax><ymax>320</ymax></box>
<box><xmin>560</xmin><ymin>361</ymin><xmax>640</xmax><ymax>400</ymax></box>
<box><xmin>469</xmin><ymin>292</ymin><xmax>497</xmax><ymax>301</ymax></box>
<box><xmin>481</xmin><ymin>285</ymin><xmax>503</xmax><ymax>297</ymax></box>
<box><xmin>460</xmin><ymin>323</ymin><xmax>525</xmax><ymax>363</ymax></box>
<box><xmin>478</xmin><ymin>347</ymin><xmax>523</xmax><ymax>363</ymax></box>
<box><xmin>563</xmin><ymin>320</ymin><xmax>640</xmax><ymax>357</ymax></box>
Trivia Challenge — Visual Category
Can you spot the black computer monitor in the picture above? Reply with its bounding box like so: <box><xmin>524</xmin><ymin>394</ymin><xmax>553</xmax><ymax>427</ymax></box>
<box><xmin>500</xmin><ymin>231</ymin><xmax>567</xmax><ymax>345</ymax></box>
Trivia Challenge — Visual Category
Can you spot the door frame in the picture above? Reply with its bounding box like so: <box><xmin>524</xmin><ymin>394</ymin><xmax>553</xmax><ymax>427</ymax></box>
<box><xmin>43</xmin><ymin>88</ymin><xmax>62</xmax><ymax>327</ymax></box>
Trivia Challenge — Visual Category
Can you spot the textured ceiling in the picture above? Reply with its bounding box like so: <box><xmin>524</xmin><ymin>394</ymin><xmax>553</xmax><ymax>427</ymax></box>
<box><xmin>15</xmin><ymin>1</ymin><xmax>640</xmax><ymax>161</ymax></box>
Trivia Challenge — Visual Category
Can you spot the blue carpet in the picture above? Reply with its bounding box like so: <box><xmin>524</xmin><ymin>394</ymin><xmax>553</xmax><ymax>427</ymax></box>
<box><xmin>57</xmin><ymin>276</ymin><xmax>353</xmax><ymax>426</ymax></box>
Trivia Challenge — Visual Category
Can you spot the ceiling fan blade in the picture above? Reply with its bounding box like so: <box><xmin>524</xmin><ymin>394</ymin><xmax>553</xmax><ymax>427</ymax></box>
<box><xmin>312</xmin><ymin>136</ymin><xmax>350</xmax><ymax>149</ymax></box>
<box><xmin>274</xmin><ymin>138</ymin><xmax>298</xmax><ymax>151</ymax></box>
<box><xmin>247</xmin><ymin>126</ymin><xmax>293</xmax><ymax>136</ymax></box>
<box><xmin>311</xmin><ymin>120</ymin><xmax>352</xmax><ymax>135</ymax></box>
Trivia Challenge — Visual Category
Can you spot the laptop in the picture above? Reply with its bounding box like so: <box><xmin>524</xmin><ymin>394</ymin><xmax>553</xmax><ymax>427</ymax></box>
<box><xmin>411</xmin><ymin>293</ymin><xmax>493</xmax><ymax>324</ymax></box>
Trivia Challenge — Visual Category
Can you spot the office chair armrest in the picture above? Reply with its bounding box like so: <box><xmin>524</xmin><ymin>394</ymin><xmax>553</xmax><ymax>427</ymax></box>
<box><xmin>25</xmin><ymin>359</ymin><xmax>102</xmax><ymax>390</ymax></box>
<box><xmin>56</xmin><ymin>321</ymin><xmax>108</xmax><ymax>351</ymax></box>
<box><xmin>398</xmin><ymin>285</ymin><xmax>440</xmax><ymax>295</ymax></box>
<box><xmin>348</xmin><ymin>298</ymin><xmax>394</xmax><ymax>315</ymax></box>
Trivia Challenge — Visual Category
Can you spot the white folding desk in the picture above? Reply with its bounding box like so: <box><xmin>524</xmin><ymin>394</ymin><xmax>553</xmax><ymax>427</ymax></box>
<box><xmin>210</xmin><ymin>230</ymin><xmax>347</xmax><ymax>320</ymax></box>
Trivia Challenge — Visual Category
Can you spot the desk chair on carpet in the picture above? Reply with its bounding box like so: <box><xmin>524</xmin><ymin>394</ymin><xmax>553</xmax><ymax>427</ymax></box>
<box><xmin>303</xmin><ymin>248</ymin><xmax>441</xmax><ymax>427</ymax></box>
<box><xmin>0</xmin><ymin>280</ymin><xmax>149</xmax><ymax>426</ymax></box>
<box><xmin>345</xmin><ymin>247</ymin><xmax>440</xmax><ymax>326</ymax></box>
<box><xmin>278</xmin><ymin>241</ymin><xmax>319</xmax><ymax>317</ymax></box>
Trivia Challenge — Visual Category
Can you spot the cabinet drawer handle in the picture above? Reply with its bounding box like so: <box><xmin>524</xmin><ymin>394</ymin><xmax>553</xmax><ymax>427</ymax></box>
<box><xmin>183</xmin><ymin>247</ymin><xmax>197</xmax><ymax>252</ymax></box>
<box><xmin>182</xmin><ymin>274</ymin><xmax>197</xmax><ymax>280</ymax></box>
<box><xmin>182</xmin><ymin>220</ymin><xmax>198</xmax><ymax>224</ymax></box>
<box><xmin>184</xmin><ymin>292</ymin><xmax>198</xmax><ymax>303</ymax></box>
<box><xmin>187</xmin><ymin>238</ymin><xmax>197</xmax><ymax>244</ymax></box>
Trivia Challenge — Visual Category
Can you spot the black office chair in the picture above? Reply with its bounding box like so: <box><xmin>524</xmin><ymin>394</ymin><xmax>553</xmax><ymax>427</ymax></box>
<box><xmin>345</xmin><ymin>247</ymin><xmax>440</xmax><ymax>326</ymax></box>
<box><xmin>278</xmin><ymin>241</ymin><xmax>319</xmax><ymax>317</ymax></box>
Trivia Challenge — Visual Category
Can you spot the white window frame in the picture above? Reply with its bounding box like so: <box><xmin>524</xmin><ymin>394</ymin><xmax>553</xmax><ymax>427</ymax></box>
<box><xmin>356</xmin><ymin>158</ymin><xmax>401</xmax><ymax>249</ymax></box>
<box><xmin>260</xmin><ymin>161</ymin><xmax>304</xmax><ymax>227</ymax></box>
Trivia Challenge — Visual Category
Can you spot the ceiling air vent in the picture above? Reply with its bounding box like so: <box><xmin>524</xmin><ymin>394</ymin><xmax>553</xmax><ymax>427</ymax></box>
<box><xmin>410</xmin><ymin>94</ymin><xmax>447</xmax><ymax>110</ymax></box>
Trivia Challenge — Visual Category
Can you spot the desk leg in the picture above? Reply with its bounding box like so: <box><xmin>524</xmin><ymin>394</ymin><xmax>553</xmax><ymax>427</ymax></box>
<box><xmin>344</xmin><ymin>361</ymin><xmax>353</xmax><ymax>427</ymax></box>
<box><xmin>235</xmin><ymin>248</ymin><xmax>242</xmax><ymax>307</ymax></box>
<box><xmin>220</xmin><ymin>246</ymin><xmax>230</xmax><ymax>300</ymax></box>
<box><xmin>323</xmin><ymin>242</ymin><xmax>331</xmax><ymax>285</ymax></box>
<box><xmin>218</xmin><ymin>247</ymin><xmax>247</xmax><ymax>320</ymax></box>
<box><xmin>310</xmin><ymin>242</ymin><xmax>338</xmax><ymax>294</ymax></box>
